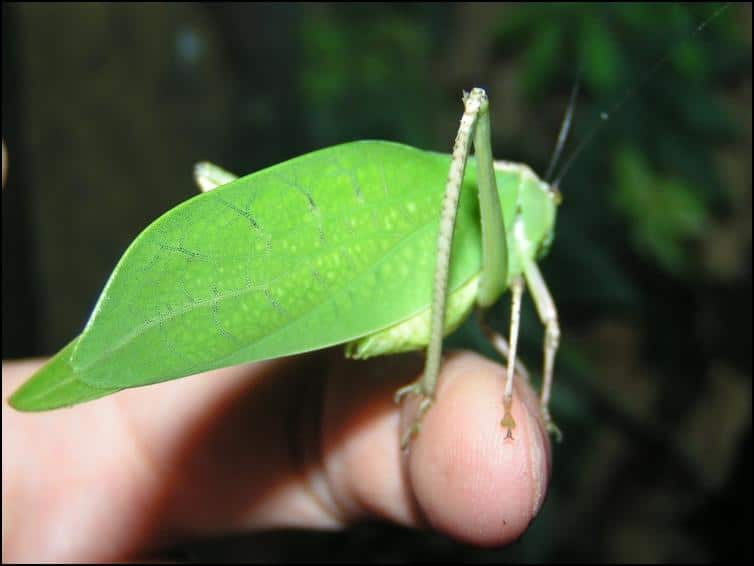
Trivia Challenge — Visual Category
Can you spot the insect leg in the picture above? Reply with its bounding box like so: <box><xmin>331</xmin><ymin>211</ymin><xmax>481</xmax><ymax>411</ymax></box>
<box><xmin>193</xmin><ymin>162</ymin><xmax>238</xmax><ymax>193</ymax></box>
<box><xmin>500</xmin><ymin>275</ymin><xmax>524</xmax><ymax>439</ymax></box>
<box><xmin>521</xmin><ymin>258</ymin><xmax>562</xmax><ymax>441</ymax></box>
<box><xmin>477</xmin><ymin>310</ymin><xmax>530</xmax><ymax>382</ymax></box>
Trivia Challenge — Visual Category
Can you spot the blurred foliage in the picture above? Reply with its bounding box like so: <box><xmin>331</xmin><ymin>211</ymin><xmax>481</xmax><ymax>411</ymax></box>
<box><xmin>299</xmin><ymin>4</ymin><xmax>441</xmax><ymax>146</ymax></box>
<box><xmin>612</xmin><ymin>145</ymin><xmax>709</xmax><ymax>274</ymax></box>
<box><xmin>2</xmin><ymin>2</ymin><xmax>750</xmax><ymax>563</ymax></box>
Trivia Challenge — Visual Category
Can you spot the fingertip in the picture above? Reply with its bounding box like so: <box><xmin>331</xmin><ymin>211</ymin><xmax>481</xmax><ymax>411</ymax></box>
<box><xmin>404</xmin><ymin>352</ymin><xmax>551</xmax><ymax>547</ymax></box>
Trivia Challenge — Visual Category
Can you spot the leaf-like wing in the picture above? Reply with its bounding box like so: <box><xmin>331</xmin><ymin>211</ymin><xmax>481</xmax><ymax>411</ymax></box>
<box><xmin>8</xmin><ymin>338</ymin><xmax>120</xmax><ymax>410</ymax></box>
<box><xmin>57</xmin><ymin>141</ymin><xmax>484</xmax><ymax>392</ymax></box>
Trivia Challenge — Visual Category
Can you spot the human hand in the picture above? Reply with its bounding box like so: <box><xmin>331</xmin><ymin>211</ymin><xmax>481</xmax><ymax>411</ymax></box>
<box><xmin>2</xmin><ymin>349</ymin><xmax>550</xmax><ymax>562</ymax></box>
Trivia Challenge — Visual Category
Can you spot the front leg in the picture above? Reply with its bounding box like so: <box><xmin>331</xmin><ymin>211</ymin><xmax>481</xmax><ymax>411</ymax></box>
<box><xmin>499</xmin><ymin>276</ymin><xmax>524</xmax><ymax>439</ymax></box>
<box><xmin>521</xmin><ymin>258</ymin><xmax>562</xmax><ymax>441</ymax></box>
<box><xmin>477</xmin><ymin>309</ymin><xmax>531</xmax><ymax>383</ymax></box>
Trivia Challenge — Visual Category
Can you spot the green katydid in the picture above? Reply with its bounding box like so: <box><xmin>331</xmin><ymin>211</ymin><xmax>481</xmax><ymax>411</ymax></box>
<box><xmin>8</xmin><ymin>88</ymin><xmax>562</xmax><ymax>448</ymax></box>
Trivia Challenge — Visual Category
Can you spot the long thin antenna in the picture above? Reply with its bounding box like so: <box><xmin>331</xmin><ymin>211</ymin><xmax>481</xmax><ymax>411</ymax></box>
<box><xmin>544</xmin><ymin>77</ymin><xmax>580</xmax><ymax>184</ymax></box>
<box><xmin>552</xmin><ymin>2</ymin><xmax>731</xmax><ymax>189</ymax></box>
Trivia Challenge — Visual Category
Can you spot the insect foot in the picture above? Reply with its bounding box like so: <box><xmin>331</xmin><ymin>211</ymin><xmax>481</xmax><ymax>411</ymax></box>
<box><xmin>394</xmin><ymin>381</ymin><xmax>434</xmax><ymax>450</ymax></box>
<box><xmin>541</xmin><ymin>404</ymin><xmax>563</xmax><ymax>443</ymax></box>
<box><xmin>501</xmin><ymin>393</ymin><xmax>517</xmax><ymax>440</ymax></box>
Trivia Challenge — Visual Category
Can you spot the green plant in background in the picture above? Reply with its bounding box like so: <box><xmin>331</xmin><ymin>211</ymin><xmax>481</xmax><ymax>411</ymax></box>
<box><xmin>612</xmin><ymin>145</ymin><xmax>708</xmax><ymax>275</ymax></box>
<box><xmin>299</xmin><ymin>5</ymin><xmax>439</xmax><ymax>146</ymax></box>
<box><xmin>503</xmin><ymin>3</ymin><xmax>742</xmax><ymax>278</ymax></box>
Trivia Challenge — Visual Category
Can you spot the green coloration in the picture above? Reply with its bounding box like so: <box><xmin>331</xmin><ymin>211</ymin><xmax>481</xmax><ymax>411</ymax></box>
<box><xmin>9</xmin><ymin>140</ymin><xmax>557</xmax><ymax>412</ymax></box>
<box><xmin>345</xmin><ymin>270</ymin><xmax>479</xmax><ymax>359</ymax></box>
<box><xmin>9</xmin><ymin>339</ymin><xmax>119</xmax><ymax>411</ymax></box>
<box><xmin>611</xmin><ymin>146</ymin><xmax>708</xmax><ymax>274</ymax></box>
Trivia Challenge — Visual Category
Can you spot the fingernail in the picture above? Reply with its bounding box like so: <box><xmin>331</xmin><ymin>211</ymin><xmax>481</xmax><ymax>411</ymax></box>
<box><xmin>516</xmin><ymin>380</ymin><xmax>551</xmax><ymax>516</ymax></box>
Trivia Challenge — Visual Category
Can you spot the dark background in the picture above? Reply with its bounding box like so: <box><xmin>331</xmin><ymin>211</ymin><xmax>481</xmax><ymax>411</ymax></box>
<box><xmin>2</xmin><ymin>3</ymin><xmax>750</xmax><ymax>563</ymax></box>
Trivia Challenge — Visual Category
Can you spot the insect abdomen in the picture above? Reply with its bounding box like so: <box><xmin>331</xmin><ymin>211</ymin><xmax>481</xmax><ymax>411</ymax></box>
<box><xmin>345</xmin><ymin>274</ymin><xmax>479</xmax><ymax>359</ymax></box>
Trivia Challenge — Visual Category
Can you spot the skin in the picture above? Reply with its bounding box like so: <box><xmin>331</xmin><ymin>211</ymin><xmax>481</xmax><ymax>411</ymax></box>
<box><xmin>2</xmin><ymin>350</ymin><xmax>550</xmax><ymax>562</ymax></box>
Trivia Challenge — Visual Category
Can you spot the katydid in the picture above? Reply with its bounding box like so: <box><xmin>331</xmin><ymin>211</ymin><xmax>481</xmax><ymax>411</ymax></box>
<box><xmin>8</xmin><ymin>88</ymin><xmax>562</xmax><ymax>448</ymax></box>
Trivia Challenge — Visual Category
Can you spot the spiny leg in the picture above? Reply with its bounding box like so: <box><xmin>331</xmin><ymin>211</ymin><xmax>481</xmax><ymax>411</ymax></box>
<box><xmin>393</xmin><ymin>92</ymin><xmax>480</xmax><ymax>447</ymax></box>
<box><xmin>500</xmin><ymin>275</ymin><xmax>524</xmax><ymax>439</ymax></box>
<box><xmin>477</xmin><ymin>309</ymin><xmax>531</xmax><ymax>383</ymax></box>
<box><xmin>395</xmin><ymin>88</ymin><xmax>508</xmax><ymax>449</ymax></box>
<box><xmin>521</xmin><ymin>258</ymin><xmax>562</xmax><ymax>442</ymax></box>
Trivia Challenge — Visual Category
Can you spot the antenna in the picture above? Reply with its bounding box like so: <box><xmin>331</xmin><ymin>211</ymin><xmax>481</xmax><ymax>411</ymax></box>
<box><xmin>551</xmin><ymin>2</ymin><xmax>731</xmax><ymax>189</ymax></box>
<box><xmin>544</xmin><ymin>76</ymin><xmax>580</xmax><ymax>184</ymax></box>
